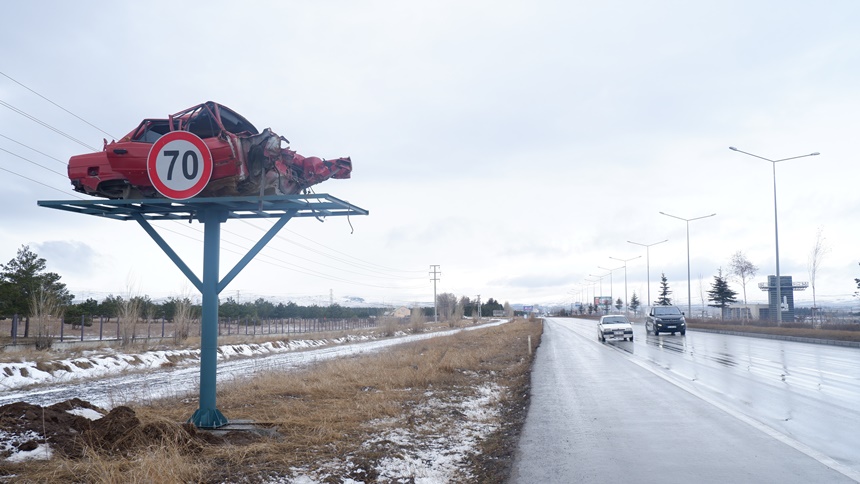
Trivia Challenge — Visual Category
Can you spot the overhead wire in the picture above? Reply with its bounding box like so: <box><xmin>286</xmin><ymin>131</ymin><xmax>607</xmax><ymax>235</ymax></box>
<box><xmin>0</xmin><ymin>146</ymin><xmax>68</xmax><ymax>177</ymax></box>
<box><xmin>229</xmin><ymin>220</ymin><xmax>424</xmax><ymax>280</ymax></box>
<box><xmin>0</xmin><ymin>132</ymin><xmax>67</xmax><ymax>166</ymax></box>
<box><xmin>0</xmin><ymin>99</ymin><xmax>101</xmax><ymax>151</ymax></box>
<box><xmin>0</xmin><ymin>70</ymin><xmax>117</xmax><ymax>139</ymax></box>
<box><xmin>281</xmin><ymin>225</ymin><xmax>426</xmax><ymax>273</ymax></box>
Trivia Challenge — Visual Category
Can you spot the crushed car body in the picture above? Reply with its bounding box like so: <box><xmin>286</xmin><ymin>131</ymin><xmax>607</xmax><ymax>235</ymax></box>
<box><xmin>68</xmin><ymin>101</ymin><xmax>352</xmax><ymax>199</ymax></box>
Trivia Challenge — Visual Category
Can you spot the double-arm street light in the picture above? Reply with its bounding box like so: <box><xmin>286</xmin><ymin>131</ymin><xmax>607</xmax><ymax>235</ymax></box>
<box><xmin>659</xmin><ymin>211</ymin><xmax>716</xmax><ymax>318</ymax></box>
<box><xmin>729</xmin><ymin>146</ymin><xmax>820</xmax><ymax>325</ymax></box>
<box><xmin>609</xmin><ymin>255</ymin><xmax>641</xmax><ymax>315</ymax></box>
<box><xmin>628</xmin><ymin>239</ymin><xmax>668</xmax><ymax>308</ymax></box>
<box><xmin>584</xmin><ymin>277</ymin><xmax>599</xmax><ymax>312</ymax></box>
<box><xmin>598</xmin><ymin>265</ymin><xmax>624</xmax><ymax>311</ymax></box>
<box><xmin>589</xmin><ymin>272</ymin><xmax>610</xmax><ymax>312</ymax></box>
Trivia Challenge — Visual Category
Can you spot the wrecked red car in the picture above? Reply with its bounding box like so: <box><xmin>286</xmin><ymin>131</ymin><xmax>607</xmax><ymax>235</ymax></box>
<box><xmin>68</xmin><ymin>101</ymin><xmax>352</xmax><ymax>199</ymax></box>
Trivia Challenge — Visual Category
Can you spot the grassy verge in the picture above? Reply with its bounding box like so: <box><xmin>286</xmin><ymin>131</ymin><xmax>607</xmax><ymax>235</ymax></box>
<box><xmin>4</xmin><ymin>318</ymin><xmax>542</xmax><ymax>483</ymax></box>
<box><xmin>688</xmin><ymin>320</ymin><xmax>860</xmax><ymax>342</ymax></box>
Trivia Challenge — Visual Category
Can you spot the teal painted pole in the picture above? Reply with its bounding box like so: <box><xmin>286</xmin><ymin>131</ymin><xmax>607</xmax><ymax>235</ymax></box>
<box><xmin>189</xmin><ymin>208</ymin><xmax>227</xmax><ymax>428</ymax></box>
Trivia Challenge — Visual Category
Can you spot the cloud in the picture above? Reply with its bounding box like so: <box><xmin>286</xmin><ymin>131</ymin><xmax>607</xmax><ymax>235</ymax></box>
<box><xmin>33</xmin><ymin>240</ymin><xmax>100</xmax><ymax>277</ymax></box>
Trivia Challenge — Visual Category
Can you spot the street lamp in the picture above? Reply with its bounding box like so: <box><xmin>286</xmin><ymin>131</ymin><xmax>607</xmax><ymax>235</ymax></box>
<box><xmin>598</xmin><ymin>265</ymin><xmax>624</xmax><ymax>311</ymax></box>
<box><xmin>628</xmin><ymin>239</ymin><xmax>668</xmax><ymax>308</ymax></box>
<box><xmin>659</xmin><ymin>211</ymin><xmax>716</xmax><ymax>318</ymax></box>
<box><xmin>589</xmin><ymin>272</ymin><xmax>610</xmax><ymax>313</ymax></box>
<box><xmin>729</xmin><ymin>146</ymin><xmax>820</xmax><ymax>325</ymax></box>
<box><xmin>609</xmin><ymin>255</ymin><xmax>641</xmax><ymax>315</ymax></box>
<box><xmin>584</xmin><ymin>278</ymin><xmax>599</xmax><ymax>313</ymax></box>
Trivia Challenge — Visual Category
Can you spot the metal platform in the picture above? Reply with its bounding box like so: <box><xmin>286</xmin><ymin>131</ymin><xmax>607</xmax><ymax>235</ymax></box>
<box><xmin>37</xmin><ymin>193</ymin><xmax>367</xmax><ymax>221</ymax></box>
<box><xmin>39</xmin><ymin>193</ymin><xmax>368</xmax><ymax>428</ymax></box>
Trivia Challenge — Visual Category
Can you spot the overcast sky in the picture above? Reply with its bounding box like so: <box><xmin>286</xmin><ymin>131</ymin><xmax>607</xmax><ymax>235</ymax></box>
<box><xmin>1</xmin><ymin>1</ymin><xmax>859</xmax><ymax>309</ymax></box>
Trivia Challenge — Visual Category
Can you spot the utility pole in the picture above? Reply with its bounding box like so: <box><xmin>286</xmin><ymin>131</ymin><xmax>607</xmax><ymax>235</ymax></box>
<box><xmin>476</xmin><ymin>294</ymin><xmax>481</xmax><ymax>320</ymax></box>
<box><xmin>429</xmin><ymin>265</ymin><xmax>440</xmax><ymax>323</ymax></box>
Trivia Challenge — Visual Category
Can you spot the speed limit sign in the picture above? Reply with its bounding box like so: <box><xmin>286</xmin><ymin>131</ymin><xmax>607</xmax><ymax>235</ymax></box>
<box><xmin>147</xmin><ymin>131</ymin><xmax>214</xmax><ymax>199</ymax></box>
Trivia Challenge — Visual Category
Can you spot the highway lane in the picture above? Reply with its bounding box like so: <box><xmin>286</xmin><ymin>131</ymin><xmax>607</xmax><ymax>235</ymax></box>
<box><xmin>510</xmin><ymin>317</ymin><xmax>859</xmax><ymax>483</ymax></box>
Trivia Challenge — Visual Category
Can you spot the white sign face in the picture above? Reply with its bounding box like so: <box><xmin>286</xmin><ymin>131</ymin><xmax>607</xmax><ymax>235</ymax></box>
<box><xmin>146</xmin><ymin>131</ymin><xmax>213</xmax><ymax>199</ymax></box>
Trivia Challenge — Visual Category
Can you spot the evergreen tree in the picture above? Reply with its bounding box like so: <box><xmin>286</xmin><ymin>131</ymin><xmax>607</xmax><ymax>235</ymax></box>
<box><xmin>855</xmin><ymin>263</ymin><xmax>860</xmax><ymax>297</ymax></box>
<box><xmin>655</xmin><ymin>273</ymin><xmax>672</xmax><ymax>306</ymax></box>
<box><xmin>481</xmin><ymin>298</ymin><xmax>504</xmax><ymax>317</ymax></box>
<box><xmin>707</xmin><ymin>268</ymin><xmax>738</xmax><ymax>320</ymax></box>
<box><xmin>98</xmin><ymin>295</ymin><xmax>123</xmax><ymax>322</ymax></box>
<box><xmin>0</xmin><ymin>245</ymin><xmax>73</xmax><ymax>336</ymax></box>
<box><xmin>615</xmin><ymin>298</ymin><xmax>623</xmax><ymax>311</ymax></box>
<box><xmin>629</xmin><ymin>292</ymin><xmax>641</xmax><ymax>315</ymax></box>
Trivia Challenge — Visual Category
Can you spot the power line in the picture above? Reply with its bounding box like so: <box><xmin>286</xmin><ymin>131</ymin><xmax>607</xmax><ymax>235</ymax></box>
<box><xmin>0</xmin><ymin>146</ymin><xmax>68</xmax><ymax>177</ymax></box>
<box><xmin>233</xmin><ymin>221</ymin><xmax>424</xmax><ymax>279</ymax></box>
<box><xmin>0</xmin><ymin>99</ymin><xmax>100</xmax><ymax>151</ymax></box>
<box><xmin>0</xmin><ymin>165</ymin><xmax>75</xmax><ymax>196</ymax></box>
<box><xmin>280</xmin><ymin>225</ymin><xmax>426</xmax><ymax>273</ymax></box>
<box><xmin>0</xmin><ymin>70</ymin><xmax>117</xmax><ymax>139</ymax></box>
<box><xmin>0</xmin><ymin>132</ymin><xmax>67</xmax><ymax>166</ymax></box>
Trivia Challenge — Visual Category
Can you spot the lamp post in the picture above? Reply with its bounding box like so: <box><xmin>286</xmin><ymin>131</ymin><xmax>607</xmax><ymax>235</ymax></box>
<box><xmin>589</xmin><ymin>272</ymin><xmax>610</xmax><ymax>313</ymax></box>
<box><xmin>659</xmin><ymin>211</ymin><xmax>716</xmax><ymax>318</ymax></box>
<box><xmin>598</xmin><ymin>265</ymin><xmax>624</xmax><ymax>312</ymax></box>
<box><xmin>609</xmin><ymin>255</ymin><xmax>641</xmax><ymax>315</ymax></box>
<box><xmin>628</xmin><ymin>239</ymin><xmax>668</xmax><ymax>309</ymax></box>
<box><xmin>584</xmin><ymin>278</ymin><xmax>598</xmax><ymax>314</ymax></box>
<box><xmin>729</xmin><ymin>146</ymin><xmax>819</xmax><ymax>325</ymax></box>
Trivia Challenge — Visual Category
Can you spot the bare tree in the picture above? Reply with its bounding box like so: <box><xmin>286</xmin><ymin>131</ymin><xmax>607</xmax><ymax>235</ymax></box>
<box><xmin>172</xmin><ymin>296</ymin><xmax>195</xmax><ymax>344</ymax></box>
<box><xmin>728</xmin><ymin>251</ymin><xmax>758</xmax><ymax>305</ymax></box>
<box><xmin>409</xmin><ymin>306</ymin><xmax>426</xmax><ymax>333</ymax></box>
<box><xmin>807</xmin><ymin>227</ymin><xmax>830</xmax><ymax>324</ymax></box>
<box><xmin>118</xmin><ymin>294</ymin><xmax>141</xmax><ymax>347</ymax></box>
<box><xmin>436</xmin><ymin>292</ymin><xmax>457</xmax><ymax>321</ymax></box>
<box><xmin>697</xmin><ymin>273</ymin><xmax>707</xmax><ymax>319</ymax></box>
<box><xmin>30</xmin><ymin>284</ymin><xmax>63</xmax><ymax>350</ymax></box>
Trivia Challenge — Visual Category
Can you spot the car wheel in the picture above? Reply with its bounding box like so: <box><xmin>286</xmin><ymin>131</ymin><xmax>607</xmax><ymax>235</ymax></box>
<box><xmin>681</xmin><ymin>330</ymin><xmax>686</xmax><ymax>336</ymax></box>
<box><xmin>630</xmin><ymin>336</ymin><xmax>634</xmax><ymax>341</ymax></box>
<box><xmin>671</xmin><ymin>332</ymin><xmax>676</xmax><ymax>335</ymax></box>
<box><xmin>653</xmin><ymin>328</ymin><xmax>659</xmax><ymax>336</ymax></box>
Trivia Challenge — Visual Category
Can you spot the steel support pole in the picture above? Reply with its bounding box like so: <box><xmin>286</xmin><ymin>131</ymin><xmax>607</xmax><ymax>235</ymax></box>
<box><xmin>189</xmin><ymin>209</ymin><xmax>228</xmax><ymax>428</ymax></box>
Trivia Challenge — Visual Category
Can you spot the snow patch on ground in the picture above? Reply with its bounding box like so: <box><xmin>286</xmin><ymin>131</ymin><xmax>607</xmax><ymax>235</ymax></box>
<box><xmin>0</xmin><ymin>335</ymin><xmax>372</xmax><ymax>392</ymax></box>
<box><xmin>282</xmin><ymin>382</ymin><xmax>503</xmax><ymax>483</ymax></box>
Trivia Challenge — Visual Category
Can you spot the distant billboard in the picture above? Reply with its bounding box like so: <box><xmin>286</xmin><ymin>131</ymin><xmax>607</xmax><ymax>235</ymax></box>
<box><xmin>522</xmin><ymin>305</ymin><xmax>534</xmax><ymax>312</ymax></box>
<box><xmin>594</xmin><ymin>297</ymin><xmax>612</xmax><ymax>307</ymax></box>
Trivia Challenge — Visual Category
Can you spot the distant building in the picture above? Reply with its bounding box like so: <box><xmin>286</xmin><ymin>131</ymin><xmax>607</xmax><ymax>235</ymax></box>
<box><xmin>385</xmin><ymin>306</ymin><xmax>410</xmax><ymax>318</ymax></box>
<box><xmin>758</xmin><ymin>275</ymin><xmax>808</xmax><ymax>322</ymax></box>
<box><xmin>725</xmin><ymin>304</ymin><xmax>768</xmax><ymax>321</ymax></box>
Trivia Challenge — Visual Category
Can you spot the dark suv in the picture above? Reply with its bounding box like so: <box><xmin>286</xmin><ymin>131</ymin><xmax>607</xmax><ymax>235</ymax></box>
<box><xmin>646</xmin><ymin>306</ymin><xmax>686</xmax><ymax>335</ymax></box>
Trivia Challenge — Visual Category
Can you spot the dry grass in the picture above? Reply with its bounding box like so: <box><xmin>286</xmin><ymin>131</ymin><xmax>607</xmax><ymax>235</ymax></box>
<box><xmin>8</xmin><ymin>318</ymin><xmax>542</xmax><ymax>483</ymax></box>
<box><xmin>689</xmin><ymin>320</ymin><xmax>860</xmax><ymax>342</ymax></box>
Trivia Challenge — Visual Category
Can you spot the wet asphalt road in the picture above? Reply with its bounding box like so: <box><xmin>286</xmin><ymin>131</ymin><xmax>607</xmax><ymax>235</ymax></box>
<box><xmin>510</xmin><ymin>317</ymin><xmax>860</xmax><ymax>483</ymax></box>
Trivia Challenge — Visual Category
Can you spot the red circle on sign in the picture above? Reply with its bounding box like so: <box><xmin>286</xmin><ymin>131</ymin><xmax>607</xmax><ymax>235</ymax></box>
<box><xmin>146</xmin><ymin>131</ymin><xmax>214</xmax><ymax>199</ymax></box>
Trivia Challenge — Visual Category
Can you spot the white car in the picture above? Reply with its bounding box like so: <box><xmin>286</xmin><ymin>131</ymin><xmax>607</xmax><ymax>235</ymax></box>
<box><xmin>598</xmin><ymin>315</ymin><xmax>634</xmax><ymax>342</ymax></box>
